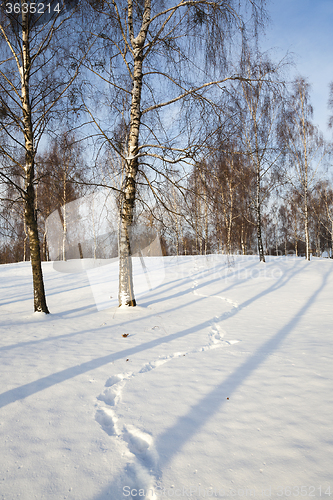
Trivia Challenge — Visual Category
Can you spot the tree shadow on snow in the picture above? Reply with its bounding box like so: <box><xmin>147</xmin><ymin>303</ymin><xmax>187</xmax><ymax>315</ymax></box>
<box><xmin>0</xmin><ymin>257</ymin><xmax>306</xmax><ymax>362</ymax></box>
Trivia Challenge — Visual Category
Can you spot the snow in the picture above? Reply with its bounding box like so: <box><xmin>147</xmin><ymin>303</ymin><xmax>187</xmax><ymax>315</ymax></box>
<box><xmin>0</xmin><ymin>255</ymin><xmax>332</xmax><ymax>500</ymax></box>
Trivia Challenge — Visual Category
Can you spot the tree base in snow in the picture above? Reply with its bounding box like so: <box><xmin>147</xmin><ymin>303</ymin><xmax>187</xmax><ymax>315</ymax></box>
<box><xmin>120</xmin><ymin>299</ymin><xmax>136</xmax><ymax>307</ymax></box>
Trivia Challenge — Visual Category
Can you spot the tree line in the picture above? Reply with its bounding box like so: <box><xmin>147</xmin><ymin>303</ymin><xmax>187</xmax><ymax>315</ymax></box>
<box><xmin>0</xmin><ymin>0</ymin><xmax>332</xmax><ymax>313</ymax></box>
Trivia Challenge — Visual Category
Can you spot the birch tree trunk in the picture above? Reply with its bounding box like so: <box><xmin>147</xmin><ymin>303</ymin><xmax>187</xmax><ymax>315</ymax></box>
<box><xmin>241</xmin><ymin>222</ymin><xmax>246</xmax><ymax>255</ymax></box>
<box><xmin>62</xmin><ymin>169</ymin><xmax>67</xmax><ymax>261</ymax></box>
<box><xmin>21</xmin><ymin>11</ymin><xmax>49</xmax><ymax>313</ymax></box>
<box><xmin>304</xmin><ymin>187</ymin><xmax>310</xmax><ymax>260</ymax></box>
<box><xmin>227</xmin><ymin>160</ymin><xmax>235</xmax><ymax>255</ymax></box>
<box><xmin>301</xmin><ymin>89</ymin><xmax>311</xmax><ymax>261</ymax></box>
<box><xmin>118</xmin><ymin>0</ymin><xmax>151</xmax><ymax>307</ymax></box>
<box><xmin>204</xmin><ymin>190</ymin><xmax>208</xmax><ymax>255</ymax></box>
<box><xmin>23</xmin><ymin>213</ymin><xmax>28</xmax><ymax>261</ymax></box>
<box><xmin>303</xmin><ymin>135</ymin><xmax>310</xmax><ymax>261</ymax></box>
<box><xmin>256</xmin><ymin>166</ymin><xmax>265</xmax><ymax>262</ymax></box>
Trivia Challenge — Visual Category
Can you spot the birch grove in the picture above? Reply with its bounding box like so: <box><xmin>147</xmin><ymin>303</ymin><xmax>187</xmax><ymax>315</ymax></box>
<box><xmin>1</xmin><ymin>2</ymin><xmax>333</xmax><ymax>305</ymax></box>
<box><xmin>280</xmin><ymin>78</ymin><xmax>327</xmax><ymax>261</ymax></box>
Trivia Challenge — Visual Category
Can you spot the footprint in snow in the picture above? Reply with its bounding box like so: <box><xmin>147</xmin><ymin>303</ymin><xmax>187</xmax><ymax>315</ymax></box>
<box><xmin>98</xmin><ymin>384</ymin><xmax>123</xmax><ymax>406</ymax></box>
<box><xmin>123</xmin><ymin>424</ymin><xmax>158</xmax><ymax>470</ymax></box>
<box><xmin>95</xmin><ymin>407</ymin><xmax>117</xmax><ymax>436</ymax></box>
<box><xmin>105</xmin><ymin>374</ymin><xmax>126</xmax><ymax>387</ymax></box>
<box><xmin>210</xmin><ymin>322</ymin><xmax>225</xmax><ymax>343</ymax></box>
<box><xmin>97</xmin><ymin>373</ymin><xmax>131</xmax><ymax>406</ymax></box>
<box><xmin>196</xmin><ymin>316</ymin><xmax>238</xmax><ymax>350</ymax></box>
<box><xmin>123</xmin><ymin>425</ymin><xmax>152</xmax><ymax>454</ymax></box>
<box><xmin>139</xmin><ymin>358</ymin><xmax>170</xmax><ymax>373</ymax></box>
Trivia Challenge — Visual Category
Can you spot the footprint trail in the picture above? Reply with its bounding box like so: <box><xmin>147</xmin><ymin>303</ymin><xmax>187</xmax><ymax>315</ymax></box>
<box><xmin>95</xmin><ymin>261</ymin><xmax>241</xmax><ymax>498</ymax></box>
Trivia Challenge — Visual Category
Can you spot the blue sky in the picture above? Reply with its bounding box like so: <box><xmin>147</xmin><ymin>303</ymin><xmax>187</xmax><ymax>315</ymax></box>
<box><xmin>261</xmin><ymin>0</ymin><xmax>333</xmax><ymax>139</ymax></box>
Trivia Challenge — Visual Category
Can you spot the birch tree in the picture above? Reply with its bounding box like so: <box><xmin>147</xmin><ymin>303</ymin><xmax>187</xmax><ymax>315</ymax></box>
<box><xmin>228</xmin><ymin>52</ymin><xmax>284</xmax><ymax>262</ymax></box>
<box><xmin>35</xmin><ymin>131</ymin><xmax>87</xmax><ymax>260</ymax></box>
<box><xmin>0</xmin><ymin>1</ymin><xmax>82</xmax><ymax>312</ymax></box>
<box><xmin>281</xmin><ymin>78</ymin><xmax>326</xmax><ymax>261</ymax></box>
<box><xmin>312</xmin><ymin>181</ymin><xmax>333</xmax><ymax>258</ymax></box>
<box><xmin>208</xmin><ymin>141</ymin><xmax>245</xmax><ymax>255</ymax></box>
<box><xmin>84</xmin><ymin>0</ymin><xmax>266</xmax><ymax>306</ymax></box>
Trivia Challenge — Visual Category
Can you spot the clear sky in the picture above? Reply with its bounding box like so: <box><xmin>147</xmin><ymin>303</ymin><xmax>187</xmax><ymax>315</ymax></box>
<box><xmin>261</xmin><ymin>0</ymin><xmax>333</xmax><ymax>139</ymax></box>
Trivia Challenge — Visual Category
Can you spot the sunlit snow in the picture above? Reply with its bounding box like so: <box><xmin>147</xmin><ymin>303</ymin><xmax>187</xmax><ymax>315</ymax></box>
<box><xmin>0</xmin><ymin>255</ymin><xmax>332</xmax><ymax>499</ymax></box>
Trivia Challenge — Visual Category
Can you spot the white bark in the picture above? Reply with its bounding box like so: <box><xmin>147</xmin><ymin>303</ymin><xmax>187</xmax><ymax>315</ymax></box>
<box><xmin>118</xmin><ymin>0</ymin><xmax>151</xmax><ymax>307</ymax></box>
<box><xmin>20</xmin><ymin>10</ymin><xmax>49</xmax><ymax>312</ymax></box>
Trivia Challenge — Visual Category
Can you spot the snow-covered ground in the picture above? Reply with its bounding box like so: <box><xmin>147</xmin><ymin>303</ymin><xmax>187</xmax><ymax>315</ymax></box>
<box><xmin>0</xmin><ymin>255</ymin><xmax>332</xmax><ymax>500</ymax></box>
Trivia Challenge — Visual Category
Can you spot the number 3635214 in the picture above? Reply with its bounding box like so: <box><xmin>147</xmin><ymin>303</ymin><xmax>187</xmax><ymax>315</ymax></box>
<box><xmin>5</xmin><ymin>3</ymin><xmax>61</xmax><ymax>14</ymax></box>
